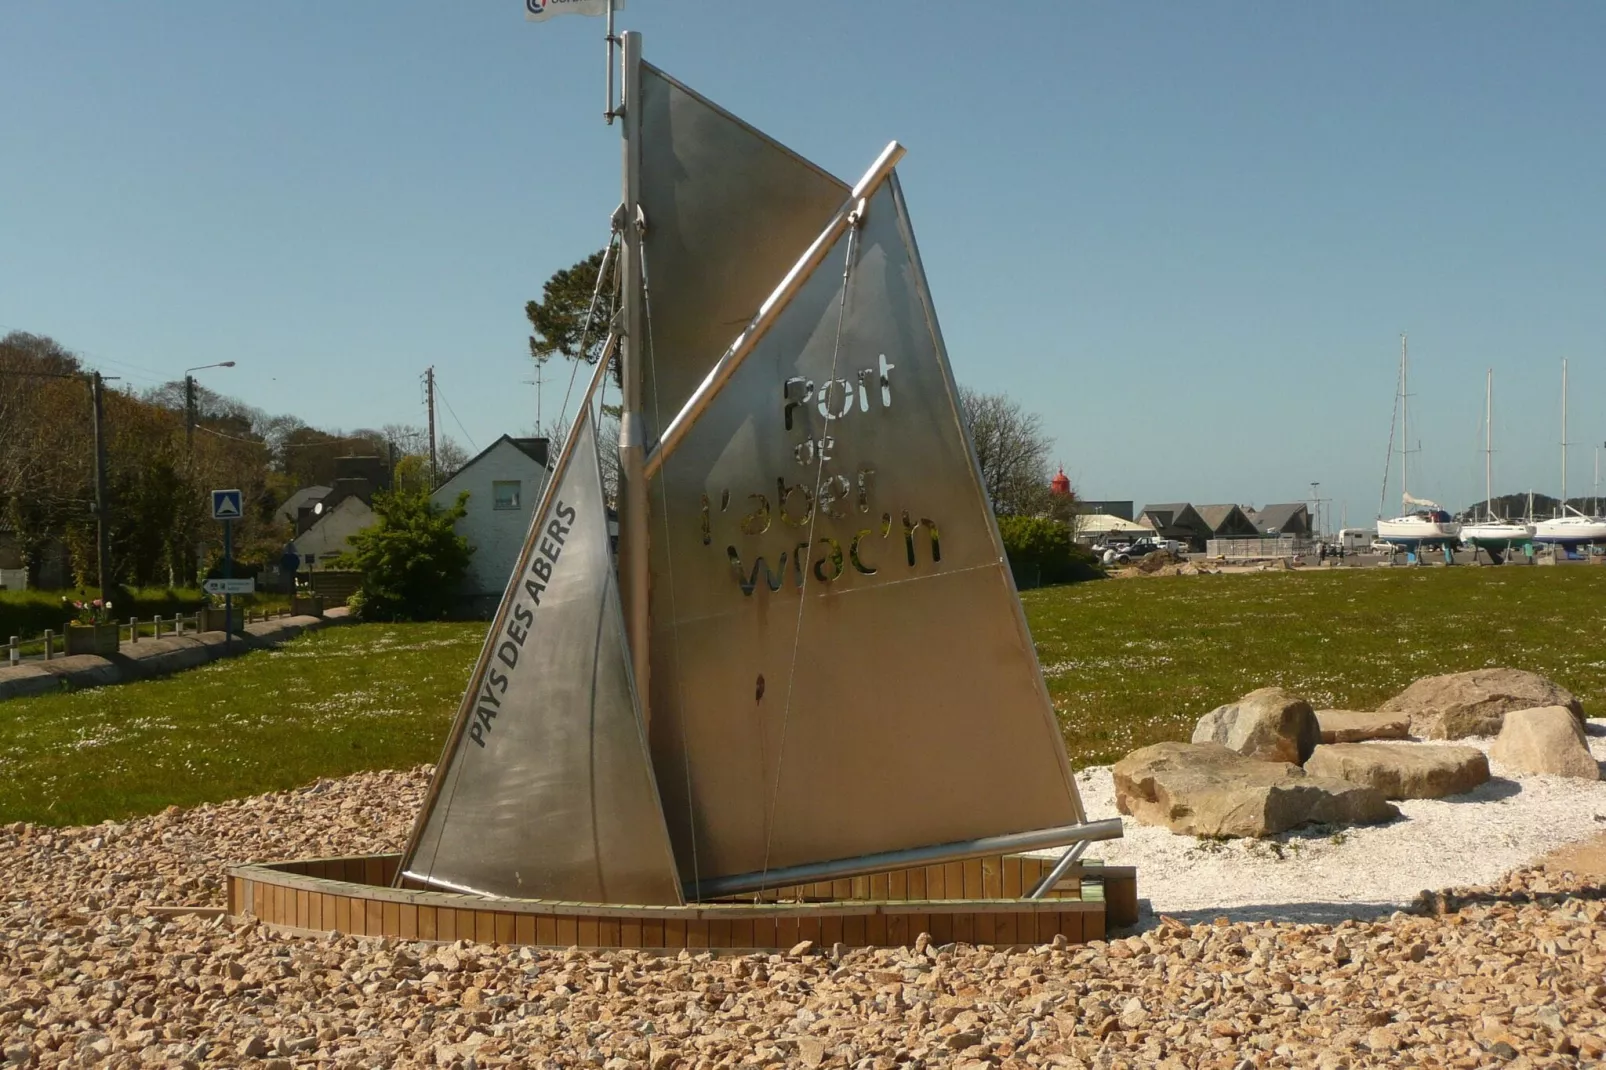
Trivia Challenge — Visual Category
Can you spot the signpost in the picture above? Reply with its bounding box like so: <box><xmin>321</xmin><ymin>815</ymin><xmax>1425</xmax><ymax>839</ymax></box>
<box><xmin>203</xmin><ymin>578</ymin><xmax>255</xmax><ymax>596</ymax></box>
<box><xmin>211</xmin><ymin>489</ymin><xmax>243</xmax><ymax>652</ymax></box>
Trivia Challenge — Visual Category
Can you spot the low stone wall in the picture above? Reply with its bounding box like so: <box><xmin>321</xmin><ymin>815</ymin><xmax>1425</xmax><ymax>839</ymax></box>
<box><xmin>0</xmin><ymin>608</ymin><xmax>351</xmax><ymax>701</ymax></box>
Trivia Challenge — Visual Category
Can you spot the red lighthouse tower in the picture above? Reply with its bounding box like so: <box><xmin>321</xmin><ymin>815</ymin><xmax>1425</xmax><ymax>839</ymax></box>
<box><xmin>1049</xmin><ymin>467</ymin><xmax>1071</xmax><ymax>497</ymax></box>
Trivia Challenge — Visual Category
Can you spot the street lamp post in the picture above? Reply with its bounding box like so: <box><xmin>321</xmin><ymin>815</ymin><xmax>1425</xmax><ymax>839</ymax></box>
<box><xmin>184</xmin><ymin>362</ymin><xmax>237</xmax><ymax>455</ymax></box>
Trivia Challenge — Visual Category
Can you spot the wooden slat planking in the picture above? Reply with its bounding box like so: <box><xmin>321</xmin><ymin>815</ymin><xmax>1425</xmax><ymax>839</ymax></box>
<box><xmin>230</xmin><ymin>854</ymin><xmax>1122</xmax><ymax>950</ymax></box>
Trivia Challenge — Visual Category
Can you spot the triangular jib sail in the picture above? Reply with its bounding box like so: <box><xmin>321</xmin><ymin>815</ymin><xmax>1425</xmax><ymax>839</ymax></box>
<box><xmin>398</xmin><ymin>381</ymin><xmax>682</xmax><ymax>906</ymax></box>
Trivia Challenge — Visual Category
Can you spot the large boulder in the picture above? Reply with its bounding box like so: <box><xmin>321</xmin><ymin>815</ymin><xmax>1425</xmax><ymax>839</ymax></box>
<box><xmin>1489</xmin><ymin>706</ymin><xmax>1600</xmax><ymax>780</ymax></box>
<box><xmin>1316</xmin><ymin>710</ymin><xmax>1411</xmax><ymax>744</ymax></box>
<box><xmin>1304</xmin><ymin>743</ymin><xmax>1490</xmax><ymax>799</ymax></box>
<box><xmin>1192</xmin><ymin>687</ymin><xmax>1321</xmax><ymax>764</ymax></box>
<box><xmin>1378</xmin><ymin>668</ymin><xmax>1584</xmax><ymax>740</ymax></box>
<box><xmin>1112</xmin><ymin>742</ymin><xmax>1399</xmax><ymax>838</ymax></box>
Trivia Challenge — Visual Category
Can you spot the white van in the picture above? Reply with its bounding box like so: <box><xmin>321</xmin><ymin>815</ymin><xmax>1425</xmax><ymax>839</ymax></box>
<box><xmin>1336</xmin><ymin>528</ymin><xmax>1374</xmax><ymax>553</ymax></box>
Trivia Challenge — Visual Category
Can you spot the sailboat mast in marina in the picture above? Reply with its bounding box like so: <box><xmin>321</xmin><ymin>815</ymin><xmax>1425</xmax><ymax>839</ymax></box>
<box><xmin>393</xmin><ymin>24</ymin><xmax>1117</xmax><ymax>907</ymax></box>
<box><xmin>1459</xmin><ymin>369</ymin><xmax>1533</xmax><ymax>558</ymax></box>
<box><xmin>1377</xmin><ymin>333</ymin><xmax>1460</xmax><ymax>554</ymax></box>
<box><xmin>1533</xmin><ymin>358</ymin><xmax>1606</xmax><ymax>547</ymax></box>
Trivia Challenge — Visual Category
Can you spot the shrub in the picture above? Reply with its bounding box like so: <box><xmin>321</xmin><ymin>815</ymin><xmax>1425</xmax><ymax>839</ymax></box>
<box><xmin>996</xmin><ymin>515</ymin><xmax>1102</xmax><ymax>589</ymax></box>
<box><xmin>344</xmin><ymin>490</ymin><xmax>473</xmax><ymax>621</ymax></box>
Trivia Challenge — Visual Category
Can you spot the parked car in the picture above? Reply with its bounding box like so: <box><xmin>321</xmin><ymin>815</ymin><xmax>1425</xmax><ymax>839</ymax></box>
<box><xmin>1099</xmin><ymin>537</ymin><xmax>1180</xmax><ymax>564</ymax></box>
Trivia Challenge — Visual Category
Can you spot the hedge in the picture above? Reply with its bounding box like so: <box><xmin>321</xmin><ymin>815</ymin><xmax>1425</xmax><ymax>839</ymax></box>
<box><xmin>996</xmin><ymin>515</ymin><xmax>1103</xmax><ymax>589</ymax></box>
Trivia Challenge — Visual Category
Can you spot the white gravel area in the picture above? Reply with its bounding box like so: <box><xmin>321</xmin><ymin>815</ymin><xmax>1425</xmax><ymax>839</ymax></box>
<box><xmin>1067</xmin><ymin>719</ymin><xmax>1606</xmax><ymax>925</ymax></box>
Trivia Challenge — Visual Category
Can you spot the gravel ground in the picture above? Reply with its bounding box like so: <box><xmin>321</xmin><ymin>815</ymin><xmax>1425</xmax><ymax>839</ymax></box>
<box><xmin>3</xmin><ymin>764</ymin><xmax>1606</xmax><ymax>1067</ymax></box>
<box><xmin>1071</xmin><ymin>720</ymin><xmax>1606</xmax><ymax>924</ymax></box>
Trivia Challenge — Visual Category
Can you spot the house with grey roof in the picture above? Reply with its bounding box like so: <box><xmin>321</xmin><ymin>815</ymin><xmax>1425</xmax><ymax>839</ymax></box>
<box><xmin>1251</xmin><ymin>502</ymin><xmax>1313</xmax><ymax>537</ymax></box>
<box><xmin>1137</xmin><ymin>503</ymin><xmax>1213</xmax><ymax>551</ymax></box>
<box><xmin>1195</xmin><ymin>504</ymin><xmax>1261</xmax><ymax>540</ymax></box>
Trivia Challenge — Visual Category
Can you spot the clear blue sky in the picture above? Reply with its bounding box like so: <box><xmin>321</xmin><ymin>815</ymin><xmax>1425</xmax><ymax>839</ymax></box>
<box><xmin>4</xmin><ymin>2</ymin><xmax>1604</xmax><ymax>523</ymax></box>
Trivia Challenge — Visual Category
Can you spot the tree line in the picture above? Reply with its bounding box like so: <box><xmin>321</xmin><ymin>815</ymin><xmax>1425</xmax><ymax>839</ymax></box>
<box><xmin>4</xmin><ymin>253</ymin><xmax>1075</xmax><ymax>596</ymax></box>
<box><xmin>0</xmin><ymin>330</ymin><xmax>460</xmax><ymax>590</ymax></box>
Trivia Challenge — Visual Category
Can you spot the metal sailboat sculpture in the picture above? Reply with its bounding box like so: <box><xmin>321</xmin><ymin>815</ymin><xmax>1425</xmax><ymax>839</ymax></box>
<box><xmin>397</xmin><ymin>31</ymin><xmax>1106</xmax><ymax>907</ymax></box>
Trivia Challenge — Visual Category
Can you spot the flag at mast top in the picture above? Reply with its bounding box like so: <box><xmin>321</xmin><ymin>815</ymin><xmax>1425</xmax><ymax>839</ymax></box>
<box><xmin>524</xmin><ymin>0</ymin><xmax>623</xmax><ymax>21</ymax></box>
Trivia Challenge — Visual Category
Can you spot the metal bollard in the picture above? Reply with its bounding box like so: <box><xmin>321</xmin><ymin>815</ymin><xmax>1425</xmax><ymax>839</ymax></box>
<box><xmin>8</xmin><ymin>635</ymin><xmax>17</xmax><ymax>666</ymax></box>
<box><xmin>129</xmin><ymin>616</ymin><xmax>138</xmax><ymax>643</ymax></box>
<box><xmin>43</xmin><ymin>629</ymin><xmax>53</xmax><ymax>661</ymax></box>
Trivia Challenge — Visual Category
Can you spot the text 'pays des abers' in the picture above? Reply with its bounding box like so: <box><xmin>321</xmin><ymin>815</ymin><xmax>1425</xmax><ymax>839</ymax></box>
<box><xmin>708</xmin><ymin>355</ymin><xmax>942</xmax><ymax>595</ymax></box>
<box><xmin>469</xmin><ymin>501</ymin><xmax>577</xmax><ymax>747</ymax></box>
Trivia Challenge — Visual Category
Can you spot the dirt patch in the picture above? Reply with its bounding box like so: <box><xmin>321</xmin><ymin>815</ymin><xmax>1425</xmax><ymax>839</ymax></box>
<box><xmin>1539</xmin><ymin>829</ymin><xmax>1606</xmax><ymax>880</ymax></box>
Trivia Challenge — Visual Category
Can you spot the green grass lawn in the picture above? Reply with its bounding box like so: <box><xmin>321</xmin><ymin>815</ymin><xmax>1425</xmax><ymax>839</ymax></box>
<box><xmin>5</xmin><ymin>566</ymin><xmax>1606</xmax><ymax>826</ymax></box>
<box><xmin>0</xmin><ymin>622</ymin><xmax>482</xmax><ymax>826</ymax></box>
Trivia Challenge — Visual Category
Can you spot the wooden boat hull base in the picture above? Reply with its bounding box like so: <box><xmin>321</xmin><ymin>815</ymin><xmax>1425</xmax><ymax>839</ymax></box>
<box><xmin>227</xmin><ymin>852</ymin><xmax>1138</xmax><ymax>950</ymax></box>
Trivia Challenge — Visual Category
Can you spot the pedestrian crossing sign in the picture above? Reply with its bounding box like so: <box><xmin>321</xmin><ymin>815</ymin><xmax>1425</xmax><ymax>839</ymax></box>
<box><xmin>211</xmin><ymin>488</ymin><xmax>243</xmax><ymax>521</ymax></box>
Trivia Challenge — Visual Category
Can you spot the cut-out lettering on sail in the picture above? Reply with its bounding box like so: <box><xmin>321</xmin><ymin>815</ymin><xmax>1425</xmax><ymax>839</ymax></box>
<box><xmin>644</xmin><ymin>172</ymin><xmax>1085</xmax><ymax>890</ymax></box>
<box><xmin>399</xmin><ymin>408</ymin><xmax>683</xmax><ymax>905</ymax></box>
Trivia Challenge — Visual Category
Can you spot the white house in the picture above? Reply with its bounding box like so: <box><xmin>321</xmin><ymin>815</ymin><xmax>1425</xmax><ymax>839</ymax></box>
<box><xmin>292</xmin><ymin>496</ymin><xmax>375</xmax><ymax>566</ymax></box>
<box><xmin>432</xmin><ymin>435</ymin><xmax>552</xmax><ymax>613</ymax></box>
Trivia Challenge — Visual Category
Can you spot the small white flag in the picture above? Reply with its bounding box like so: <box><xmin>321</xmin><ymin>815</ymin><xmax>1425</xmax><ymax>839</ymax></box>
<box><xmin>525</xmin><ymin>0</ymin><xmax>623</xmax><ymax>21</ymax></box>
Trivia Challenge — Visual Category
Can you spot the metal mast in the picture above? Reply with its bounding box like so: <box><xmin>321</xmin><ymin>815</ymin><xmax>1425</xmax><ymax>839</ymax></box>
<box><xmin>616</xmin><ymin>31</ymin><xmax>651</xmax><ymax>719</ymax></box>
<box><xmin>1560</xmin><ymin>358</ymin><xmax>1569</xmax><ymax>515</ymax></box>
<box><xmin>1485</xmin><ymin>368</ymin><xmax>1493</xmax><ymax>522</ymax></box>
<box><xmin>1399</xmin><ymin>333</ymin><xmax>1409</xmax><ymax>502</ymax></box>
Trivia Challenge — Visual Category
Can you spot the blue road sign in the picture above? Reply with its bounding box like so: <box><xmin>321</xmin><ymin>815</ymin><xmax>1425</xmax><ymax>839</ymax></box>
<box><xmin>211</xmin><ymin>488</ymin><xmax>244</xmax><ymax>521</ymax></box>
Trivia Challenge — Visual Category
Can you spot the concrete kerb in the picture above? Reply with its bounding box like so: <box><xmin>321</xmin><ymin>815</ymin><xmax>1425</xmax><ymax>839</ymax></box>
<box><xmin>0</xmin><ymin>607</ymin><xmax>353</xmax><ymax>701</ymax></box>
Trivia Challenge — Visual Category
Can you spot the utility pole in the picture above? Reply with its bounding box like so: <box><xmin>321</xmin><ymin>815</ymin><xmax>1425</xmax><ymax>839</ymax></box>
<box><xmin>185</xmin><ymin>374</ymin><xmax>197</xmax><ymax>455</ymax></box>
<box><xmin>91</xmin><ymin>372</ymin><xmax>112</xmax><ymax>603</ymax></box>
<box><xmin>425</xmin><ymin>366</ymin><xmax>439</xmax><ymax>490</ymax></box>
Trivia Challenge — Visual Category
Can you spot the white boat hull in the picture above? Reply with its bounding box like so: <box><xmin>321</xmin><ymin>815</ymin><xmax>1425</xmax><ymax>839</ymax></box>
<box><xmin>1532</xmin><ymin>516</ymin><xmax>1606</xmax><ymax>544</ymax></box>
<box><xmin>1377</xmin><ymin>516</ymin><xmax>1462</xmax><ymax>546</ymax></box>
<box><xmin>1460</xmin><ymin>522</ymin><xmax>1534</xmax><ymax>549</ymax></box>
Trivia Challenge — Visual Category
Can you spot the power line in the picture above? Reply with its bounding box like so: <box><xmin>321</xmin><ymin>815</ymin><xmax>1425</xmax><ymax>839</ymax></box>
<box><xmin>194</xmin><ymin>424</ymin><xmax>270</xmax><ymax>447</ymax></box>
<box><xmin>435</xmin><ymin>382</ymin><xmax>478</xmax><ymax>452</ymax></box>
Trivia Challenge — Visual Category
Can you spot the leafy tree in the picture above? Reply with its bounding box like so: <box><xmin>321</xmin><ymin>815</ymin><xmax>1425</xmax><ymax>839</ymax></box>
<box><xmin>392</xmin><ymin>454</ymin><xmax>432</xmax><ymax>495</ymax></box>
<box><xmin>343</xmin><ymin>489</ymin><xmax>473</xmax><ymax>621</ymax></box>
<box><xmin>996</xmin><ymin>515</ymin><xmax>1102</xmax><ymax>589</ymax></box>
<box><xmin>526</xmin><ymin>249</ymin><xmax>616</xmax><ymax>377</ymax></box>
<box><xmin>958</xmin><ymin>386</ymin><xmax>1057</xmax><ymax>517</ymax></box>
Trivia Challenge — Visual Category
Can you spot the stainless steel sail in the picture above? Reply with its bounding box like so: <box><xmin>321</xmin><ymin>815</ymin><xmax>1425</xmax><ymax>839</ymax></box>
<box><xmin>398</xmin><ymin>389</ymin><xmax>683</xmax><ymax>905</ymax></box>
<box><xmin>636</xmin><ymin>61</ymin><xmax>850</xmax><ymax>442</ymax></box>
<box><xmin>642</xmin><ymin>159</ymin><xmax>1085</xmax><ymax>891</ymax></box>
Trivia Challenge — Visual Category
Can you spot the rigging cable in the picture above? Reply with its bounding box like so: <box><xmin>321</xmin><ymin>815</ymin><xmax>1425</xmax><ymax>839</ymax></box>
<box><xmin>1378</xmin><ymin>354</ymin><xmax>1402</xmax><ymax>519</ymax></box>
<box><xmin>638</xmin><ymin>237</ymin><xmax>702</xmax><ymax>900</ymax></box>
<box><xmin>434</xmin><ymin>381</ymin><xmax>479</xmax><ymax>453</ymax></box>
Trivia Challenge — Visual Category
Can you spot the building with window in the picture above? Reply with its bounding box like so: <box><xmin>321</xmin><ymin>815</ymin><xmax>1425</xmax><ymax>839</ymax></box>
<box><xmin>431</xmin><ymin>435</ymin><xmax>552</xmax><ymax>614</ymax></box>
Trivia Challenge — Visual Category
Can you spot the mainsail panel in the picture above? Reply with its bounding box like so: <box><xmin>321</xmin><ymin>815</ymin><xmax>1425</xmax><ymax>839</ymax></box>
<box><xmin>645</xmin><ymin>176</ymin><xmax>1083</xmax><ymax>888</ymax></box>
<box><xmin>399</xmin><ymin>408</ymin><xmax>682</xmax><ymax>905</ymax></box>
<box><xmin>636</xmin><ymin>62</ymin><xmax>849</xmax><ymax>442</ymax></box>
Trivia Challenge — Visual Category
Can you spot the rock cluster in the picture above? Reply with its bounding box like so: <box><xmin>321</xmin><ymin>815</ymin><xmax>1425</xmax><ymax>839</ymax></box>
<box><xmin>1378</xmin><ymin>668</ymin><xmax>1585</xmax><ymax>740</ymax></box>
<box><xmin>1119</xmin><ymin>668</ymin><xmax>1595</xmax><ymax>839</ymax></box>
<box><xmin>1112</xmin><ymin>742</ymin><xmax>1397</xmax><ymax>838</ymax></box>
<box><xmin>4</xmin><ymin>770</ymin><xmax>1606</xmax><ymax>1069</ymax></box>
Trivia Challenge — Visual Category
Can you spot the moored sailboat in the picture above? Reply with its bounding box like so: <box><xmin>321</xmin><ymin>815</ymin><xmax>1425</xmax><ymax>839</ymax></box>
<box><xmin>1377</xmin><ymin>334</ymin><xmax>1461</xmax><ymax>550</ymax></box>
<box><xmin>1532</xmin><ymin>359</ymin><xmax>1606</xmax><ymax>547</ymax></box>
<box><xmin>1460</xmin><ymin>369</ymin><xmax>1533</xmax><ymax>555</ymax></box>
